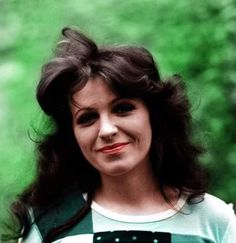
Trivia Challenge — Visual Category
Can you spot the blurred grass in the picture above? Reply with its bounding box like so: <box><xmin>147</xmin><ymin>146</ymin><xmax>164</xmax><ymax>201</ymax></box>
<box><xmin>1</xmin><ymin>0</ymin><xmax>235</xmax><ymax>236</ymax></box>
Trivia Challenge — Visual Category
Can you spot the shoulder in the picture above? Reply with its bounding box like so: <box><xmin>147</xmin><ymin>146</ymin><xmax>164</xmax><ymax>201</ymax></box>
<box><xmin>180</xmin><ymin>193</ymin><xmax>236</xmax><ymax>242</ymax></box>
<box><xmin>186</xmin><ymin>193</ymin><xmax>235</xmax><ymax>220</ymax></box>
<box><xmin>22</xmin><ymin>191</ymin><xmax>88</xmax><ymax>242</ymax></box>
<box><xmin>200</xmin><ymin>194</ymin><xmax>236</xmax><ymax>242</ymax></box>
<box><xmin>186</xmin><ymin>193</ymin><xmax>235</xmax><ymax>233</ymax></box>
<box><xmin>34</xmin><ymin>191</ymin><xmax>87</xmax><ymax>235</ymax></box>
<box><xmin>199</xmin><ymin>193</ymin><xmax>235</xmax><ymax>219</ymax></box>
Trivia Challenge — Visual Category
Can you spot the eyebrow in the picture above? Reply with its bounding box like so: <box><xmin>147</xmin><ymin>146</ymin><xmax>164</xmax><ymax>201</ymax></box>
<box><xmin>73</xmin><ymin>96</ymin><xmax>123</xmax><ymax>117</ymax></box>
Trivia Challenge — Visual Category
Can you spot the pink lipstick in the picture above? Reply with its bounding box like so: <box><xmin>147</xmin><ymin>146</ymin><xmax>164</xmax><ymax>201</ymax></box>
<box><xmin>98</xmin><ymin>142</ymin><xmax>129</xmax><ymax>154</ymax></box>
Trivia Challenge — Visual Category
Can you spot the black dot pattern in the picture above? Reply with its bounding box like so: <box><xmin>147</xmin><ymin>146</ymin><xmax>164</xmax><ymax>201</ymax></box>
<box><xmin>93</xmin><ymin>230</ymin><xmax>171</xmax><ymax>242</ymax></box>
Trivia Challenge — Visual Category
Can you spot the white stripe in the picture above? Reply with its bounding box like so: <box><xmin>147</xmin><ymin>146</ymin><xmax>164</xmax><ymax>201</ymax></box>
<box><xmin>91</xmin><ymin>195</ymin><xmax>187</xmax><ymax>223</ymax></box>
<box><xmin>52</xmin><ymin>234</ymin><xmax>93</xmax><ymax>243</ymax></box>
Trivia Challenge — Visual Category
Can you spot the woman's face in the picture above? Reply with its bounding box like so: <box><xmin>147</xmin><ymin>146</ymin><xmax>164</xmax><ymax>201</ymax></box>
<box><xmin>70</xmin><ymin>77</ymin><xmax>152</xmax><ymax>178</ymax></box>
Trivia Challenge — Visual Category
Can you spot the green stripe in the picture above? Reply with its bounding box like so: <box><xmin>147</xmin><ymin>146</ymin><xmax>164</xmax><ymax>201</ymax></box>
<box><xmin>33</xmin><ymin>191</ymin><xmax>93</xmax><ymax>240</ymax></box>
<box><xmin>172</xmin><ymin>233</ymin><xmax>214</xmax><ymax>243</ymax></box>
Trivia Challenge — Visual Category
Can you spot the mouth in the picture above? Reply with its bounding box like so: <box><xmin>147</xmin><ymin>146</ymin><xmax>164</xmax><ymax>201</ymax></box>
<box><xmin>97</xmin><ymin>142</ymin><xmax>129</xmax><ymax>154</ymax></box>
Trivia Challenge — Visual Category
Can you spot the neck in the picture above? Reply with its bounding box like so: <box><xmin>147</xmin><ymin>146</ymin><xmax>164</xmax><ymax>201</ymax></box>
<box><xmin>94</xmin><ymin>165</ymin><xmax>178</xmax><ymax>215</ymax></box>
<box><xmin>99</xmin><ymin>171</ymin><xmax>157</xmax><ymax>202</ymax></box>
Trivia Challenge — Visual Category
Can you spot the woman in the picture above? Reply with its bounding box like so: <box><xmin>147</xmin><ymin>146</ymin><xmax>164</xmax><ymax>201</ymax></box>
<box><xmin>7</xmin><ymin>27</ymin><xmax>236</xmax><ymax>242</ymax></box>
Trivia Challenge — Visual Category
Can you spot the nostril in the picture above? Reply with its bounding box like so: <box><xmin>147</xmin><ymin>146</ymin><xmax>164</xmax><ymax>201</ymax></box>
<box><xmin>99</xmin><ymin>119</ymin><xmax>118</xmax><ymax>139</ymax></box>
<box><xmin>99</xmin><ymin>129</ymin><xmax>118</xmax><ymax>140</ymax></box>
<box><xmin>99</xmin><ymin>128</ymin><xmax>118</xmax><ymax>140</ymax></box>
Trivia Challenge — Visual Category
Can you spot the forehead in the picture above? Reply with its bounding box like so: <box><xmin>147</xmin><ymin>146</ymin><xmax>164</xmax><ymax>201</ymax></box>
<box><xmin>71</xmin><ymin>77</ymin><xmax>117</xmax><ymax>107</ymax></box>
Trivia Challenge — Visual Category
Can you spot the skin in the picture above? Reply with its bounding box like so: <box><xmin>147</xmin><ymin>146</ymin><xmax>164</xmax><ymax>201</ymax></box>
<box><xmin>70</xmin><ymin>77</ymin><xmax>178</xmax><ymax>215</ymax></box>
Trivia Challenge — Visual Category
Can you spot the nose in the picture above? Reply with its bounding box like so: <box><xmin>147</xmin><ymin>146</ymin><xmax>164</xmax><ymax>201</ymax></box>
<box><xmin>98</xmin><ymin>116</ymin><xmax>118</xmax><ymax>140</ymax></box>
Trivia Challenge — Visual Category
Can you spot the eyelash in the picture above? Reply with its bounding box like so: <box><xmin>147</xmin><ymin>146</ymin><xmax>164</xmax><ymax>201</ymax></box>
<box><xmin>113</xmin><ymin>103</ymin><xmax>135</xmax><ymax>114</ymax></box>
<box><xmin>77</xmin><ymin>112</ymin><xmax>98</xmax><ymax>125</ymax></box>
<box><xmin>76</xmin><ymin>102</ymin><xmax>135</xmax><ymax>125</ymax></box>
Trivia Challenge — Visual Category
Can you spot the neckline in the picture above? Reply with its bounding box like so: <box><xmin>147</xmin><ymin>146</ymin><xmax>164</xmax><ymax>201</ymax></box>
<box><xmin>90</xmin><ymin>195</ymin><xmax>187</xmax><ymax>223</ymax></box>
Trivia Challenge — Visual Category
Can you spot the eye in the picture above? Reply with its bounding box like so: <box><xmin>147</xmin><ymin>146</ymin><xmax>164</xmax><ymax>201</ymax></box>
<box><xmin>76</xmin><ymin>112</ymin><xmax>98</xmax><ymax>125</ymax></box>
<box><xmin>113</xmin><ymin>102</ymin><xmax>135</xmax><ymax>115</ymax></box>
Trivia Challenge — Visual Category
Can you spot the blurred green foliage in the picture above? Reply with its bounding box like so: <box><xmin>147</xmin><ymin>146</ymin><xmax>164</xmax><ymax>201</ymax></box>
<box><xmin>0</xmin><ymin>0</ymin><xmax>235</xmax><ymax>235</ymax></box>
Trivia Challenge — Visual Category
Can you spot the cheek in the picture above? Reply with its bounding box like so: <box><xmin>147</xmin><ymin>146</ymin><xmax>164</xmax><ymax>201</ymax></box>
<box><xmin>73</xmin><ymin>127</ymin><xmax>96</xmax><ymax>155</ymax></box>
<box><xmin>137</xmin><ymin>115</ymin><xmax>152</xmax><ymax>146</ymax></box>
<box><xmin>129</xmin><ymin>114</ymin><xmax>152</xmax><ymax>136</ymax></box>
<box><xmin>125</xmin><ymin>119</ymin><xmax>152</xmax><ymax>151</ymax></box>
<box><xmin>73</xmin><ymin>128</ymin><xmax>85</xmax><ymax>149</ymax></box>
<box><xmin>74</xmin><ymin>134</ymin><xmax>92</xmax><ymax>163</ymax></box>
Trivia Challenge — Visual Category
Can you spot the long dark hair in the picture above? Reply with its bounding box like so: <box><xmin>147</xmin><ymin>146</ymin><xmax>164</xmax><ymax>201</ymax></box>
<box><xmin>9</xmin><ymin>27</ymin><xmax>207</xmax><ymax>242</ymax></box>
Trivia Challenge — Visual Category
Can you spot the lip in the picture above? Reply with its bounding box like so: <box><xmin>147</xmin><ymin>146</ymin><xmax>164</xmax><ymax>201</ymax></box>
<box><xmin>97</xmin><ymin>142</ymin><xmax>129</xmax><ymax>154</ymax></box>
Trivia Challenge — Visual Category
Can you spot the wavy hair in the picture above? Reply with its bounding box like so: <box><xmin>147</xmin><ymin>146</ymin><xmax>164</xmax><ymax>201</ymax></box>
<box><xmin>9</xmin><ymin>27</ymin><xmax>207</xmax><ymax>242</ymax></box>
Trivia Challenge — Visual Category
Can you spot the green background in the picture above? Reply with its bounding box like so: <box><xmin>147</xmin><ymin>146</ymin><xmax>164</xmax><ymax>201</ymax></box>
<box><xmin>0</xmin><ymin>0</ymin><xmax>235</xmax><ymax>235</ymax></box>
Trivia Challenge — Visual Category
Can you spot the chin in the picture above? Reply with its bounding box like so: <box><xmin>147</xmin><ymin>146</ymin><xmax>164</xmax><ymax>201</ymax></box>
<box><xmin>101</xmin><ymin>164</ymin><xmax>134</xmax><ymax>177</ymax></box>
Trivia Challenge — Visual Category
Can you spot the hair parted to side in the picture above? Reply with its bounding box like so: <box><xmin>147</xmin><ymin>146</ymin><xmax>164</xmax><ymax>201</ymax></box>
<box><xmin>9</xmin><ymin>26</ymin><xmax>207</xmax><ymax>242</ymax></box>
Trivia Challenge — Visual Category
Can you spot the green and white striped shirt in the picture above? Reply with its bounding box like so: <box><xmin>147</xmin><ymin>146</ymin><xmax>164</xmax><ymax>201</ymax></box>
<box><xmin>21</xmin><ymin>193</ymin><xmax>236</xmax><ymax>243</ymax></box>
